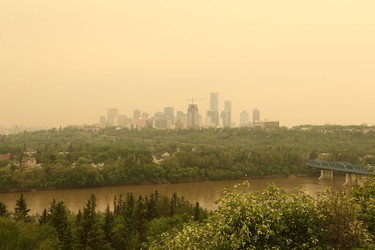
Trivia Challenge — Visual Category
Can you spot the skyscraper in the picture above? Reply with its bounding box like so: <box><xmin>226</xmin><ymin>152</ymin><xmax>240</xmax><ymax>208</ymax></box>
<box><xmin>208</xmin><ymin>92</ymin><xmax>219</xmax><ymax>125</ymax></box>
<box><xmin>253</xmin><ymin>108</ymin><xmax>260</xmax><ymax>124</ymax></box>
<box><xmin>221</xmin><ymin>100</ymin><xmax>232</xmax><ymax>128</ymax></box>
<box><xmin>210</xmin><ymin>92</ymin><xmax>219</xmax><ymax>112</ymax></box>
<box><xmin>240</xmin><ymin>111</ymin><xmax>249</xmax><ymax>127</ymax></box>
<box><xmin>187</xmin><ymin>104</ymin><xmax>199</xmax><ymax>129</ymax></box>
<box><xmin>133</xmin><ymin>109</ymin><xmax>141</xmax><ymax>127</ymax></box>
<box><xmin>99</xmin><ymin>116</ymin><xmax>106</xmax><ymax>128</ymax></box>
<box><xmin>164</xmin><ymin>107</ymin><xmax>174</xmax><ymax>124</ymax></box>
<box><xmin>176</xmin><ymin>111</ymin><xmax>187</xmax><ymax>128</ymax></box>
<box><xmin>107</xmin><ymin>108</ymin><xmax>119</xmax><ymax>127</ymax></box>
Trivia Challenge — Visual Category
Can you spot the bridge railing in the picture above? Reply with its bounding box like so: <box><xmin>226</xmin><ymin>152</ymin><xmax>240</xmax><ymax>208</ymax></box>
<box><xmin>307</xmin><ymin>159</ymin><xmax>375</xmax><ymax>175</ymax></box>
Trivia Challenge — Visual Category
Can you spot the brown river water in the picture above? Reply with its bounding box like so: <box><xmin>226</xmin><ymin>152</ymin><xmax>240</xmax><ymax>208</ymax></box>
<box><xmin>0</xmin><ymin>175</ymin><xmax>348</xmax><ymax>215</ymax></box>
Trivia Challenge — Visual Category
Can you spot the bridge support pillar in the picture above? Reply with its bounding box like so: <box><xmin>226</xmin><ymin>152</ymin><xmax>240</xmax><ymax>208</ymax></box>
<box><xmin>318</xmin><ymin>169</ymin><xmax>333</xmax><ymax>180</ymax></box>
<box><xmin>344</xmin><ymin>173</ymin><xmax>361</xmax><ymax>186</ymax></box>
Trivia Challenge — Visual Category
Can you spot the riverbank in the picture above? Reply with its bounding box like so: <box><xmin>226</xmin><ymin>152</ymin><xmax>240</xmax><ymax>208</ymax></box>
<box><xmin>1</xmin><ymin>170</ymin><xmax>317</xmax><ymax>194</ymax></box>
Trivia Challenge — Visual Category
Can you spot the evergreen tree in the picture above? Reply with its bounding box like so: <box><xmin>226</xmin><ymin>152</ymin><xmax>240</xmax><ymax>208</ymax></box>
<box><xmin>77</xmin><ymin>194</ymin><xmax>106</xmax><ymax>249</ymax></box>
<box><xmin>103</xmin><ymin>204</ymin><xmax>114</xmax><ymax>244</ymax></box>
<box><xmin>124</xmin><ymin>193</ymin><xmax>135</xmax><ymax>218</ymax></box>
<box><xmin>49</xmin><ymin>200</ymin><xmax>72</xmax><ymax>250</ymax></box>
<box><xmin>38</xmin><ymin>208</ymin><xmax>49</xmax><ymax>225</ymax></box>
<box><xmin>134</xmin><ymin>195</ymin><xmax>147</xmax><ymax>243</ymax></box>
<box><xmin>0</xmin><ymin>201</ymin><xmax>9</xmax><ymax>217</ymax></box>
<box><xmin>145</xmin><ymin>193</ymin><xmax>158</xmax><ymax>220</ymax></box>
<box><xmin>169</xmin><ymin>192</ymin><xmax>178</xmax><ymax>216</ymax></box>
<box><xmin>14</xmin><ymin>194</ymin><xmax>31</xmax><ymax>222</ymax></box>
<box><xmin>193</xmin><ymin>202</ymin><xmax>200</xmax><ymax>221</ymax></box>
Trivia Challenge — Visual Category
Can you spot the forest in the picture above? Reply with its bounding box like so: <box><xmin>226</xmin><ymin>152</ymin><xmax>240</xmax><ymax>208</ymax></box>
<box><xmin>0</xmin><ymin>175</ymin><xmax>374</xmax><ymax>249</ymax></box>
<box><xmin>0</xmin><ymin>125</ymin><xmax>375</xmax><ymax>192</ymax></box>
<box><xmin>0</xmin><ymin>190</ymin><xmax>208</xmax><ymax>249</ymax></box>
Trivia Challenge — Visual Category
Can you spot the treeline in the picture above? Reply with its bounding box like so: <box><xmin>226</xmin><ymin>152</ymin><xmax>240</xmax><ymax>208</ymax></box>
<box><xmin>1</xmin><ymin>125</ymin><xmax>375</xmax><ymax>191</ymax></box>
<box><xmin>0</xmin><ymin>191</ymin><xmax>208</xmax><ymax>249</ymax></box>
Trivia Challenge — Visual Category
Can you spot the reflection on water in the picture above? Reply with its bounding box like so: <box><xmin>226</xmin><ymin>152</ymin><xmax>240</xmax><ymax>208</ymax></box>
<box><xmin>0</xmin><ymin>176</ymin><xmax>347</xmax><ymax>214</ymax></box>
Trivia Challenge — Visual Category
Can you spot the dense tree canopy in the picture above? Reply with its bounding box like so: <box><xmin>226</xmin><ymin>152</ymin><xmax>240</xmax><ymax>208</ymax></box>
<box><xmin>148</xmin><ymin>178</ymin><xmax>375</xmax><ymax>250</ymax></box>
<box><xmin>1</xmin><ymin>125</ymin><xmax>374</xmax><ymax>192</ymax></box>
<box><xmin>0</xmin><ymin>191</ymin><xmax>208</xmax><ymax>250</ymax></box>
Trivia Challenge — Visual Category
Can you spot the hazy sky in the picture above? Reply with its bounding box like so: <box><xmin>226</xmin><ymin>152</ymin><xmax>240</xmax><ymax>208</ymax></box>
<box><xmin>1</xmin><ymin>1</ymin><xmax>374</xmax><ymax>128</ymax></box>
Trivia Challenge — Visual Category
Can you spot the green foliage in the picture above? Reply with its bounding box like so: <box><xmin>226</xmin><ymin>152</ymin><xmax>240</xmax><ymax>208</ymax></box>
<box><xmin>0</xmin><ymin>217</ymin><xmax>59</xmax><ymax>250</ymax></box>
<box><xmin>148</xmin><ymin>182</ymin><xmax>374</xmax><ymax>249</ymax></box>
<box><xmin>2</xmin><ymin>125</ymin><xmax>375</xmax><ymax>191</ymax></box>
<box><xmin>75</xmin><ymin>194</ymin><xmax>107</xmax><ymax>249</ymax></box>
<box><xmin>45</xmin><ymin>199</ymin><xmax>73</xmax><ymax>250</ymax></box>
<box><xmin>0</xmin><ymin>201</ymin><xmax>9</xmax><ymax>217</ymax></box>
<box><xmin>1</xmin><ymin>183</ymin><xmax>373</xmax><ymax>249</ymax></box>
<box><xmin>317</xmin><ymin>188</ymin><xmax>373</xmax><ymax>249</ymax></box>
<box><xmin>14</xmin><ymin>194</ymin><xmax>31</xmax><ymax>222</ymax></box>
<box><xmin>352</xmin><ymin>174</ymin><xmax>375</xmax><ymax>236</ymax></box>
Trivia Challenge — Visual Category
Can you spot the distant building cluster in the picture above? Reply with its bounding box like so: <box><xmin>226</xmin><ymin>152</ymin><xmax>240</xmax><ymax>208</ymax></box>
<box><xmin>92</xmin><ymin>92</ymin><xmax>279</xmax><ymax>130</ymax></box>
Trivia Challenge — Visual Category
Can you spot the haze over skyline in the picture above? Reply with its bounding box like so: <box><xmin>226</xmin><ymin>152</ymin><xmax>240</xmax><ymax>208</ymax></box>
<box><xmin>1</xmin><ymin>1</ymin><xmax>375</xmax><ymax>128</ymax></box>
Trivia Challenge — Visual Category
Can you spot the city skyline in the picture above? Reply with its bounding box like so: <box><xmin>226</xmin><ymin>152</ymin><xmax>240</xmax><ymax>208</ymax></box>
<box><xmin>1</xmin><ymin>1</ymin><xmax>375</xmax><ymax>128</ymax></box>
<box><xmin>97</xmin><ymin>92</ymin><xmax>262</xmax><ymax>129</ymax></box>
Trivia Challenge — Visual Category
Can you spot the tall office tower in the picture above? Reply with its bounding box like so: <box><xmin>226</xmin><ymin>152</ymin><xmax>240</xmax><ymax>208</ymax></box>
<box><xmin>221</xmin><ymin>100</ymin><xmax>232</xmax><ymax>128</ymax></box>
<box><xmin>118</xmin><ymin>115</ymin><xmax>128</xmax><ymax>127</ymax></box>
<box><xmin>164</xmin><ymin>107</ymin><xmax>174</xmax><ymax>124</ymax></box>
<box><xmin>253</xmin><ymin>107</ymin><xmax>260</xmax><ymax>124</ymax></box>
<box><xmin>176</xmin><ymin>111</ymin><xmax>187</xmax><ymax>128</ymax></box>
<box><xmin>133</xmin><ymin>109</ymin><xmax>141</xmax><ymax>127</ymax></box>
<box><xmin>210</xmin><ymin>92</ymin><xmax>219</xmax><ymax>112</ymax></box>
<box><xmin>99</xmin><ymin>116</ymin><xmax>106</xmax><ymax>128</ymax></box>
<box><xmin>240</xmin><ymin>111</ymin><xmax>249</xmax><ymax>127</ymax></box>
<box><xmin>154</xmin><ymin>112</ymin><xmax>168</xmax><ymax>129</ymax></box>
<box><xmin>187</xmin><ymin>104</ymin><xmax>200</xmax><ymax>129</ymax></box>
<box><xmin>209</xmin><ymin>92</ymin><xmax>219</xmax><ymax>125</ymax></box>
<box><xmin>133</xmin><ymin>109</ymin><xmax>141</xmax><ymax>120</ymax></box>
<box><xmin>107</xmin><ymin>108</ymin><xmax>119</xmax><ymax>127</ymax></box>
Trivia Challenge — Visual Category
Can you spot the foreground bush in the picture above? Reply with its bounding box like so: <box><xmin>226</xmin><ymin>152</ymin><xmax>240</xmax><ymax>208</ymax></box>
<box><xmin>147</xmin><ymin>182</ymin><xmax>374</xmax><ymax>249</ymax></box>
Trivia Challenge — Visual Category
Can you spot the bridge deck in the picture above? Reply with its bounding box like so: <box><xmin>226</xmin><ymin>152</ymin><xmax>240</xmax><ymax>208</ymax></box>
<box><xmin>307</xmin><ymin>159</ymin><xmax>374</xmax><ymax>175</ymax></box>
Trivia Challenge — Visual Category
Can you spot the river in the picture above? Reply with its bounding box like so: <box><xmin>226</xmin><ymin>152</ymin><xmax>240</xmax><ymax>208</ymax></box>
<box><xmin>0</xmin><ymin>175</ymin><xmax>347</xmax><ymax>215</ymax></box>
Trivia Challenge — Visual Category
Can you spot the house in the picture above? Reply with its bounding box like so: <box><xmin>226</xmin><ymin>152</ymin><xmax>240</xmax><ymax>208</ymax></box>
<box><xmin>0</xmin><ymin>153</ymin><xmax>12</xmax><ymax>160</ymax></box>
<box><xmin>21</xmin><ymin>157</ymin><xmax>37</xmax><ymax>168</ymax></box>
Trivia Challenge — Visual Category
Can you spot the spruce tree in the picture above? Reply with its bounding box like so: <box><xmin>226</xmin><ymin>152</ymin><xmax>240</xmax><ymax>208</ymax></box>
<box><xmin>49</xmin><ymin>200</ymin><xmax>72</xmax><ymax>250</ymax></box>
<box><xmin>193</xmin><ymin>202</ymin><xmax>200</xmax><ymax>221</ymax></box>
<box><xmin>103</xmin><ymin>204</ymin><xmax>114</xmax><ymax>244</ymax></box>
<box><xmin>78</xmin><ymin>194</ymin><xmax>106</xmax><ymax>249</ymax></box>
<box><xmin>0</xmin><ymin>201</ymin><xmax>9</xmax><ymax>217</ymax></box>
<box><xmin>14</xmin><ymin>194</ymin><xmax>31</xmax><ymax>222</ymax></box>
<box><xmin>38</xmin><ymin>208</ymin><xmax>49</xmax><ymax>225</ymax></box>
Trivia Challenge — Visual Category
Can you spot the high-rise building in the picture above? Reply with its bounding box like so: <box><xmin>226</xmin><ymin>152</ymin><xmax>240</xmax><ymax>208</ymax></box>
<box><xmin>176</xmin><ymin>111</ymin><xmax>187</xmax><ymax>128</ymax></box>
<box><xmin>154</xmin><ymin>112</ymin><xmax>168</xmax><ymax>129</ymax></box>
<box><xmin>210</xmin><ymin>92</ymin><xmax>219</xmax><ymax>112</ymax></box>
<box><xmin>118</xmin><ymin>115</ymin><xmax>130</xmax><ymax>127</ymax></box>
<box><xmin>164</xmin><ymin>107</ymin><xmax>174</xmax><ymax>124</ymax></box>
<box><xmin>133</xmin><ymin>109</ymin><xmax>141</xmax><ymax>120</ymax></box>
<box><xmin>99</xmin><ymin>116</ymin><xmax>106</xmax><ymax>128</ymax></box>
<box><xmin>133</xmin><ymin>109</ymin><xmax>141</xmax><ymax>127</ymax></box>
<box><xmin>107</xmin><ymin>108</ymin><xmax>119</xmax><ymax>127</ymax></box>
<box><xmin>253</xmin><ymin>108</ymin><xmax>260</xmax><ymax>124</ymax></box>
<box><xmin>187</xmin><ymin>104</ymin><xmax>200</xmax><ymax>129</ymax></box>
<box><xmin>240</xmin><ymin>111</ymin><xmax>250</xmax><ymax>127</ymax></box>
<box><xmin>209</xmin><ymin>92</ymin><xmax>219</xmax><ymax>125</ymax></box>
<box><xmin>221</xmin><ymin>100</ymin><xmax>232</xmax><ymax>128</ymax></box>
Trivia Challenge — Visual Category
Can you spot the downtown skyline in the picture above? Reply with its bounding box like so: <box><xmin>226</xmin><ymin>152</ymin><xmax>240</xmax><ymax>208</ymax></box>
<box><xmin>97</xmin><ymin>92</ymin><xmax>264</xmax><ymax>129</ymax></box>
<box><xmin>1</xmin><ymin>1</ymin><xmax>375</xmax><ymax>128</ymax></box>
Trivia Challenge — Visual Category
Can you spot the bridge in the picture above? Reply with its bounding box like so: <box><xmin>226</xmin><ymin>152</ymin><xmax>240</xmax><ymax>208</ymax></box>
<box><xmin>307</xmin><ymin>159</ymin><xmax>374</xmax><ymax>185</ymax></box>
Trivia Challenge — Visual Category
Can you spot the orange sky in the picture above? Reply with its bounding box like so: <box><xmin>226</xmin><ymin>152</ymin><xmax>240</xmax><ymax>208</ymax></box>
<box><xmin>1</xmin><ymin>1</ymin><xmax>374</xmax><ymax>127</ymax></box>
